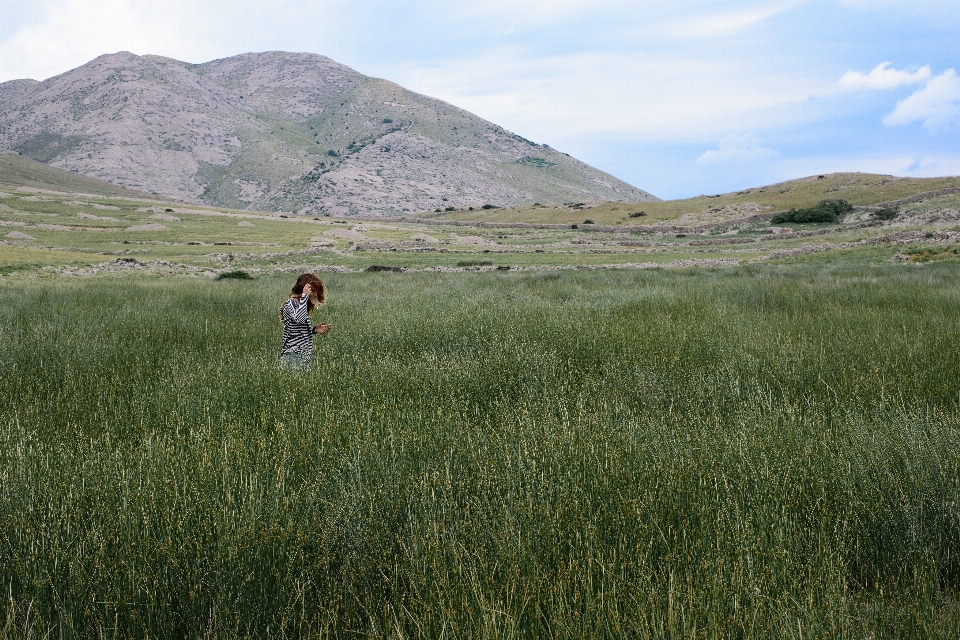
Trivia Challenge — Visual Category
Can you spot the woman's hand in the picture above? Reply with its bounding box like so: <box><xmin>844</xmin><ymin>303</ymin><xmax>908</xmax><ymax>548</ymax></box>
<box><xmin>302</xmin><ymin>284</ymin><xmax>313</xmax><ymax>297</ymax></box>
<box><xmin>314</xmin><ymin>323</ymin><xmax>331</xmax><ymax>335</ymax></box>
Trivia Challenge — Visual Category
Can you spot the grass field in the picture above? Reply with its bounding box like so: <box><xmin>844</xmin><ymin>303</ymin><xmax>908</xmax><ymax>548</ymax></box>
<box><xmin>2</xmin><ymin>265</ymin><xmax>959</xmax><ymax>637</ymax></box>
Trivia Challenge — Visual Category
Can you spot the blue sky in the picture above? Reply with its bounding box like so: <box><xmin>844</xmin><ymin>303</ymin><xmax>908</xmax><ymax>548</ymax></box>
<box><xmin>1</xmin><ymin>0</ymin><xmax>958</xmax><ymax>200</ymax></box>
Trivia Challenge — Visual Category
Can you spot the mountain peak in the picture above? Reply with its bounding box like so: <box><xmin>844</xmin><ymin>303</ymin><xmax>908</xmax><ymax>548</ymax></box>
<box><xmin>0</xmin><ymin>51</ymin><xmax>657</xmax><ymax>215</ymax></box>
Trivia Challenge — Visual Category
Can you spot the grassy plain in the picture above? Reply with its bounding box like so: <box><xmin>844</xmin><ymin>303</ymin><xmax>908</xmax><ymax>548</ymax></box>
<box><xmin>2</xmin><ymin>266</ymin><xmax>960</xmax><ymax>637</ymax></box>
<box><xmin>2</xmin><ymin>163</ymin><xmax>960</xmax><ymax>636</ymax></box>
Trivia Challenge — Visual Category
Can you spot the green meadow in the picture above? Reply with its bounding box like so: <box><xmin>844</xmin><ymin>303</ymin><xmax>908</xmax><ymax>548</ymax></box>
<box><xmin>2</xmin><ymin>265</ymin><xmax>959</xmax><ymax>637</ymax></box>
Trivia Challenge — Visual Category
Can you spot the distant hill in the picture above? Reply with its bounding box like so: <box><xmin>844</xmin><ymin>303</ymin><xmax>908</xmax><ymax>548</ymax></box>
<box><xmin>0</xmin><ymin>52</ymin><xmax>657</xmax><ymax>216</ymax></box>
<box><xmin>0</xmin><ymin>150</ymin><xmax>163</xmax><ymax>199</ymax></box>
<box><xmin>433</xmin><ymin>172</ymin><xmax>960</xmax><ymax>226</ymax></box>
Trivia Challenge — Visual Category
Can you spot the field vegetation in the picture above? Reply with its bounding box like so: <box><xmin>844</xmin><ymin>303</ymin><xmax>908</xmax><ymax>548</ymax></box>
<box><xmin>770</xmin><ymin>199</ymin><xmax>855</xmax><ymax>224</ymax></box>
<box><xmin>3</xmin><ymin>162</ymin><xmax>960</xmax><ymax>636</ymax></box>
<box><xmin>2</xmin><ymin>266</ymin><xmax>959</xmax><ymax>637</ymax></box>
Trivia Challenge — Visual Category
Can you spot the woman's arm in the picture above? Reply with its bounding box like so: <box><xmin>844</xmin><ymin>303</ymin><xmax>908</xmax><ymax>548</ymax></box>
<box><xmin>282</xmin><ymin>296</ymin><xmax>311</xmax><ymax>323</ymax></box>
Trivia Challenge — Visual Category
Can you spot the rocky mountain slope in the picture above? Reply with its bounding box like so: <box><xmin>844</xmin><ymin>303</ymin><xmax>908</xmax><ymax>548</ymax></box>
<box><xmin>0</xmin><ymin>52</ymin><xmax>657</xmax><ymax>216</ymax></box>
<box><xmin>0</xmin><ymin>149</ymin><xmax>162</xmax><ymax>199</ymax></box>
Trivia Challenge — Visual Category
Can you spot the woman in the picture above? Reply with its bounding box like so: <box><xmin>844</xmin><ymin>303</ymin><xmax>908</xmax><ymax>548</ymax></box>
<box><xmin>279</xmin><ymin>273</ymin><xmax>330</xmax><ymax>369</ymax></box>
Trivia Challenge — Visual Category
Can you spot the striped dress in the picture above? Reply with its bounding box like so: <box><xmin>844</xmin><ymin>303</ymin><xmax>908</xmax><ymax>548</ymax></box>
<box><xmin>280</xmin><ymin>295</ymin><xmax>317</xmax><ymax>359</ymax></box>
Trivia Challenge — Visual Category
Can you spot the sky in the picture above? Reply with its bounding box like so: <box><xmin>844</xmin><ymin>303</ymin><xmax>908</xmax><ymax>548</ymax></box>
<box><xmin>1</xmin><ymin>0</ymin><xmax>958</xmax><ymax>200</ymax></box>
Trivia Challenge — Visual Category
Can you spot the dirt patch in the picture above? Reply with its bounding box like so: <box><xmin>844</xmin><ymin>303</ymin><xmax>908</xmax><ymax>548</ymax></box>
<box><xmin>149</xmin><ymin>213</ymin><xmax>181</xmax><ymax>222</ymax></box>
<box><xmin>450</xmin><ymin>233</ymin><xmax>497</xmax><ymax>247</ymax></box>
<box><xmin>324</xmin><ymin>228</ymin><xmax>367</xmax><ymax>241</ymax></box>
<box><xmin>238</xmin><ymin>221</ymin><xmax>255</xmax><ymax>227</ymax></box>
<box><xmin>127</xmin><ymin>223</ymin><xmax>168</xmax><ymax>231</ymax></box>
<box><xmin>5</xmin><ymin>231</ymin><xmax>36</xmax><ymax>240</ymax></box>
<box><xmin>78</xmin><ymin>212</ymin><xmax>119</xmax><ymax>222</ymax></box>
<box><xmin>354</xmin><ymin>223</ymin><xmax>400</xmax><ymax>231</ymax></box>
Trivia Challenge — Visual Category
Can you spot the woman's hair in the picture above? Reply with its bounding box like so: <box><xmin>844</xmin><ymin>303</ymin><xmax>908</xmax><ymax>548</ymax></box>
<box><xmin>278</xmin><ymin>272</ymin><xmax>327</xmax><ymax>322</ymax></box>
<box><xmin>291</xmin><ymin>273</ymin><xmax>326</xmax><ymax>313</ymax></box>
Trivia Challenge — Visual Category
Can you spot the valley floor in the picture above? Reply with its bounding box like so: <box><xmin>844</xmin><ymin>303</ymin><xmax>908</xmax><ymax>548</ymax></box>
<box><xmin>2</xmin><ymin>171</ymin><xmax>960</xmax><ymax>637</ymax></box>
<box><xmin>3</xmin><ymin>173</ymin><xmax>960</xmax><ymax>279</ymax></box>
<box><xmin>1</xmin><ymin>265</ymin><xmax>959</xmax><ymax>637</ymax></box>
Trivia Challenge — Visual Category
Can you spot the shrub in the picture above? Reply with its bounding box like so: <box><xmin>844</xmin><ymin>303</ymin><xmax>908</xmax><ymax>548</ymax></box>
<box><xmin>481</xmin><ymin>204</ymin><xmax>498</xmax><ymax>210</ymax></box>
<box><xmin>871</xmin><ymin>206</ymin><xmax>899</xmax><ymax>221</ymax></box>
<box><xmin>382</xmin><ymin>118</ymin><xmax>393</xmax><ymax>124</ymax></box>
<box><xmin>456</xmin><ymin>260</ymin><xmax>493</xmax><ymax>267</ymax></box>
<box><xmin>365</xmin><ymin>265</ymin><xmax>403</xmax><ymax>272</ymax></box>
<box><xmin>445</xmin><ymin>206</ymin><xmax>456</xmax><ymax>212</ymax></box>
<box><xmin>771</xmin><ymin>199</ymin><xmax>854</xmax><ymax>224</ymax></box>
<box><xmin>216</xmin><ymin>270</ymin><xmax>253</xmax><ymax>280</ymax></box>
<box><xmin>327</xmin><ymin>150</ymin><xmax>339</xmax><ymax>157</ymax></box>
<box><xmin>571</xmin><ymin>224</ymin><xmax>578</xmax><ymax>229</ymax></box>
<box><xmin>628</xmin><ymin>211</ymin><xmax>647</xmax><ymax>218</ymax></box>
<box><xmin>583</xmin><ymin>219</ymin><xmax>595</xmax><ymax>225</ymax></box>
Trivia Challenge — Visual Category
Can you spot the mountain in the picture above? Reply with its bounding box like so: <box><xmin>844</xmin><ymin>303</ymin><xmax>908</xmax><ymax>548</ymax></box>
<box><xmin>0</xmin><ymin>52</ymin><xmax>657</xmax><ymax>216</ymax></box>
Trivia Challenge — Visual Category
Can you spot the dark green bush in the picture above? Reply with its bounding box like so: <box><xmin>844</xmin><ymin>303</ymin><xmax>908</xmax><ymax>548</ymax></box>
<box><xmin>481</xmin><ymin>204</ymin><xmax>498</xmax><ymax>210</ymax></box>
<box><xmin>771</xmin><ymin>199</ymin><xmax>854</xmax><ymax>224</ymax></box>
<box><xmin>444</xmin><ymin>206</ymin><xmax>456</xmax><ymax>212</ymax></box>
<box><xmin>365</xmin><ymin>265</ymin><xmax>403</xmax><ymax>272</ymax></box>
<box><xmin>216</xmin><ymin>270</ymin><xmax>253</xmax><ymax>281</ymax></box>
<box><xmin>871</xmin><ymin>206</ymin><xmax>899</xmax><ymax>221</ymax></box>
<box><xmin>583</xmin><ymin>219</ymin><xmax>595</xmax><ymax>225</ymax></box>
<box><xmin>629</xmin><ymin>211</ymin><xmax>647</xmax><ymax>218</ymax></box>
<box><xmin>456</xmin><ymin>260</ymin><xmax>493</xmax><ymax>267</ymax></box>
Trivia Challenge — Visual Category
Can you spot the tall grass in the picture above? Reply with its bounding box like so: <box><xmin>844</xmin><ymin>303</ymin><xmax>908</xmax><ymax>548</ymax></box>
<box><xmin>1</xmin><ymin>265</ymin><xmax>959</xmax><ymax>637</ymax></box>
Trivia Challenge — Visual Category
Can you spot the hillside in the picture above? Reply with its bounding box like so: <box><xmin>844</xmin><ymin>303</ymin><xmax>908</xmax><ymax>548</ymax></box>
<box><xmin>0</xmin><ymin>150</ymin><xmax>166</xmax><ymax>199</ymax></box>
<box><xmin>0</xmin><ymin>51</ymin><xmax>656</xmax><ymax>217</ymax></box>
<box><xmin>433</xmin><ymin>172</ymin><xmax>960</xmax><ymax>227</ymax></box>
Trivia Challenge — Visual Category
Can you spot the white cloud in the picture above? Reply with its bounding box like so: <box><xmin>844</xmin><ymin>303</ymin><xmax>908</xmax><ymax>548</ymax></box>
<box><xmin>839</xmin><ymin>62</ymin><xmax>931</xmax><ymax>91</ymax></box>
<box><xmin>696</xmin><ymin>133</ymin><xmax>779</xmax><ymax>164</ymax></box>
<box><xmin>664</xmin><ymin>1</ymin><xmax>808</xmax><ymax>38</ymax></box>
<box><xmin>460</xmin><ymin>0</ymin><xmax>812</xmax><ymax>38</ymax></box>
<box><xmin>0</xmin><ymin>0</ymin><xmax>219</xmax><ymax>81</ymax></box>
<box><xmin>884</xmin><ymin>69</ymin><xmax>960</xmax><ymax>130</ymax></box>
<box><xmin>389</xmin><ymin>49</ymin><xmax>817</xmax><ymax>145</ymax></box>
<box><xmin>458</xmin><ymin>0</ymin><xmax>622</xmax><ymax>23</ymax></box>
<box><xmin>839</xmin><ymin>0</ymin><xmax>959</xmax><ymax>11</ymax></box>
<box><xmin>0</xmin><ymin>0</ymin><xmax>337</xmax><ymax>82</ymax></box>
